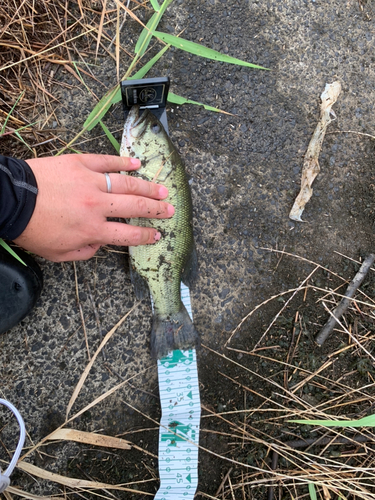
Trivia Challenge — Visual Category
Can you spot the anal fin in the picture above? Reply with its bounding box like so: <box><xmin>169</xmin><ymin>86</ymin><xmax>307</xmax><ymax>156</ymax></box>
<box><xmin>129</xmin><ymin>262</ymin><xmax>149</xmax><ymax>300</ymax></box>
<box><xmin>181</xmin><ymin>245</ymin><xmax>198</xmax><ymax>288</ymax></box>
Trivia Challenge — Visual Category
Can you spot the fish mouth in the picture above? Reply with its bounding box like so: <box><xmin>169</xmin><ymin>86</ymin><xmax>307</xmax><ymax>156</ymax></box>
<box><xmin>122</xmin><ymin>106</ymin><xmax>153</xmax><ymax>157</ymax></box>
<box><xmin>122</xmin><ymin>106</ymin><xmax>145</xmax><ymax>155</ymax></box>
<box><xmin>125</xmin><ymin>106</ymin><xmax>149</xmax><ymax>139</ymax></box>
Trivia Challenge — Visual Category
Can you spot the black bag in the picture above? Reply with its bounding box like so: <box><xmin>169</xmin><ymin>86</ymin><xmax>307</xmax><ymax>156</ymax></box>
<box><xmin>0</xmin><ymin>245</ymin><xmax>43</xmax><ymax>334</ymax></box>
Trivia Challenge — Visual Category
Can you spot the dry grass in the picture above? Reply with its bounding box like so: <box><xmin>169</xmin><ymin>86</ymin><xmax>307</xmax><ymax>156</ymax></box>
<box><xmin>0</xmin><ymin>250</ymin><xmax>372</xmax><ymax>499</ymax></box>
<box><xmin>0</xmin><ymin>0</ymin><xmax>143</xmax><ymax>158</ymax></box>
<box><xmin>201</xmin><ymin>251</ymin><xmax>375</xmax><ymax>500</ymax></box>
<box><xmin>1</xmin><ymin>2</ymin><xmax>375</xmax><ymax>499</ymax></box>
<box><xmin>1</xmin><ymin>0</ymin><xmax>80</xmax><ymax>156</ymax></box>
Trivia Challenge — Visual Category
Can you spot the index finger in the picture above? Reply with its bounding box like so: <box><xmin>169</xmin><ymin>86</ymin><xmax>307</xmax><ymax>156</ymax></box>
<box><xmin>78</xmin><ymin>154</ymin><xmax>141</xmax><ymax>173</ymax></box>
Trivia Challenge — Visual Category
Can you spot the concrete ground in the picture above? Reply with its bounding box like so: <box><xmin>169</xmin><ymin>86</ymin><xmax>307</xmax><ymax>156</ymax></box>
<box><xmin>1</xmin><ymin>0</ymin><xmax>374</xmax><ymax>497</ymax></box>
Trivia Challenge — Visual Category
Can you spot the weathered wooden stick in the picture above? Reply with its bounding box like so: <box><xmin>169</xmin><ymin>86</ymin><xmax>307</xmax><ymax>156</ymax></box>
<box><xmin>289</xmin><ymin>81</ymin><xmax>341</xmax><ymax>221</ymax></box>
<box><xmin>316</xmin><ymin>253</ymin><xmax>375</xmax><ymax>346</ymax></box>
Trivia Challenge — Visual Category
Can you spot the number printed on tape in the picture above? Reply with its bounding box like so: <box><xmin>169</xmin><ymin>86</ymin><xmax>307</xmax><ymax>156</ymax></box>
<box><xmin>155</xmin><ymin>284</ymin><xmax>200</xmax><ymax>499</ymax></box>
<box><xmin>156</xmin><ymin>348</ymin><xmax>200</xmax><ymax>498</ymax></box>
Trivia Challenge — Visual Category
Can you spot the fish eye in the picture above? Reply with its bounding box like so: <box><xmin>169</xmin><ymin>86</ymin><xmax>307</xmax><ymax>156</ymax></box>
<box><xmin>151</xmin><ymin>122</ymin><xmax>161</xmax><ymax>134</ymax></box>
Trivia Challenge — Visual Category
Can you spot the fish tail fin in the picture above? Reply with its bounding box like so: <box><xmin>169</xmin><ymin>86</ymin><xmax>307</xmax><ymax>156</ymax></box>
<box><xmin>151</xmin><ymin>302</ymin><xmax>200</xmax><ymax>359</ymax></box>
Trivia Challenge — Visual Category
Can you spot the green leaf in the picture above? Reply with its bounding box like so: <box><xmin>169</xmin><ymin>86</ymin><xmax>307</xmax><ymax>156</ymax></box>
<box><xmin>167</xmin><ymin>92</ymin><xmax>229</xmax><ymax>114</ymax></box>
<box><xmin>0</xmin><ymin>121</ymin><xmax>38</xmax><ymax>138</ymax></box>
<box><xmin>65</xmin><ymin>146</ymin><xmax>82</xmax><ymax>154</ymax></box>
<box><xmin>83</xmin><ymin>86</ymin><xmax>119</xmax><ymax>131</ymax></box>
<box><xmin>149</xmin><ymin>0</ymin><xmax>160</xmax><ymax>10</ymax></box>
<box><xmin>0</xmin><ymin>240</ymin><xmax>27</xmax><ymax>266</ymax></box>
<box><xmin>1</xmin><ymin>90</ymin><xmax>25</xmax><ymax>134</ymax></box>
<box><xmin>72</xmin><ymin>61</ymin><xmax>91</xmax><ymax>94</ymax></box>
<box><xmin>135</xmin><ymin>12</ymin><xmax>159</xmax><ymax>57</ymax></box>
<box><xmin>111</xmin><ymin>86</ymin><xmax>122</xmax><ymax>106</ymax></box>
<box><xmin>131</xmin><ymin>44</ymin><xmax>171</xmax><ymax>80</ymax></box>
<box><xmin>14</xmin><ymin>130</ymin><xmax>33</xmax><ymax>152</ymax></box>
<box><xmin>308</xmin><ymin>483</ymin><xmax>317</xmax><ymax>500</ymax></box>
<box><xmin>58</xmin><ymin>0</ymin><xmax>174</xmax><ymax>154</ymax></box>
<box><xmin>83</xmin><ymin>44</ymin><xmax>171</xmax><ymax>129</ymax></box>
<box><xmin>153</xmin><ymin>31</ymin><xmax>269</xmax><ymax>70</ymax></box>
<box><xmin>289</xmin><ymin>413</ymin><xmax>375</xmax><ymax>428</ymax></box>
<box><xmin>132</xmin><ymin>0</ymin><xmax>173</xmax><ymax>62</ymax></box>
<box><xmin>99</xmin><ymin>121</ymin><xmax>120</xmax><ymax>153</ymax></box>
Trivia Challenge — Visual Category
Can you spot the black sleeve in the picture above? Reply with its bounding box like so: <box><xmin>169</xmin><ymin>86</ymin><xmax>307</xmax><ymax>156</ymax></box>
<box><xmin>0</xmin><ymin>155</ymin><xmax>38</xmax><ymax>240</ymax></box>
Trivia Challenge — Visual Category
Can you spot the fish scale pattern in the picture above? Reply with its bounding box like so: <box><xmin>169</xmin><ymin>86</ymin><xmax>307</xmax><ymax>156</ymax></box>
<box><xmin>129</xmin><ymin>144</ymin><xmax>194</xmax><ymax>317</ymax></box>
<box><xmin>121</xmin><ymin>107</ymin><xmax>199</xmax><ymax>358</ymax></box>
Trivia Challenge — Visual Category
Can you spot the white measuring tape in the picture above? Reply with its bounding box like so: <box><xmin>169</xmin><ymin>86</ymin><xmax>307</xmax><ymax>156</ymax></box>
<box><xmin>154</xmin><ymin>284</ymin><xmax>201</xmax><ymax>499</ymax></box>
<box><xmin>0</xmin><ymin>399</ymin><xmax>26</xmax><ymax>493</ymax></box>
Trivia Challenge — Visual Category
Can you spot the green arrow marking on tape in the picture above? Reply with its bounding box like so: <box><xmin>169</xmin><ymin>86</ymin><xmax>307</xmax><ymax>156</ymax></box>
<box><xmin>154</xmin><ymin>283</ymin><xmax>201</xmax><ymax>500</ymax></box>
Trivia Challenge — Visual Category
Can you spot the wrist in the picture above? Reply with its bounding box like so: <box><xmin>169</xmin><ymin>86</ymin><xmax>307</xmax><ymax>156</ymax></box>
<box><xmin>0</xmin><ymin>155</ymin><xmax>38</xmax><ymax>240</ymax></box>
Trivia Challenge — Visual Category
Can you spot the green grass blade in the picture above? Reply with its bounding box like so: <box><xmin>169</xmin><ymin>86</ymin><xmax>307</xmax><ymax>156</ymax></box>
<box><xmin>14</xmin><ymin>130</ymin><xmax>33</xmax><ymax>152</ymax></box>
<box><xmin>99</xmin><ymin>121</ymin><xmax>120</xmax><ymax>153</ymax></box>
<box><xmin>135</xmin><ymin>12</ymin><xmax>159</xmax><ymax>57</ymax></box>
<box><xmin>289</xmin><ymin>413</ymin><xmax>375</xmax><ymax>427</ymax></box>
<box><xmin>131</xmin><ymin>44</ymin><xmax>171</xmax><ymax>80</ymax></box>
<box><xmin>128</xmin><ymin>0</ymin><xmax>173</xmax><ymax>73</ymax></box>
<box><xmin>168</xmin><ymin>92</ymin><xmax>230</xmax><ymax>114</ymax></box>
<box><xmin>110</xmin><ymin>43</ymin><xmax>171</xmax><ymax>104</ymax></box>
<box><xmin>72</xmin><ymin>61</ymin><xmax>91</xmax><ymax>94</ymax></box>
<box><xmin>1</xmin><ymin>90</ymin><xmax>25</xmax><ymax>134</ymax></box>
<box><xmin>83</xmin><ymin>44</ymin><xmax>171</xmax><ymax>129</ymax></box>
<box><xmin>65</xmin><ymin>147</ymin><xmax>82</xmax><ymax>154</ymax></box>
<box><xmin>149</xmin><ymin>0</ymin><xmax>160</xmax><ymax>11</ymax></box>
<box><xmin>84</xmin><ymin>86</ymin><xmax>119</xmax><ymax>131</ymax></box>
<box><xmin>308</xmin><ymin>483</ymin><xmax>317</xmax><ymax>500</ymax></box>
<box><xmin>153</xmin><ymin>31</ymin><xmax>269</xmax><ymax>70</ymax></box>
<box><xmin>0</xmin><ymin>239</ymin><xmax>27</xmax><ymax>266</ymax></box>
<box><xmin>110</xmin><ymin>86</ymin><xmax>122</xmax><ymax>107</ymax></box>
<box><xmin>58</xmin><ymin>0</ymin><xmax>174</xmax><ymax>153</ymax></box>
<box><xmin>0</xmin><ymin>121</ymin><xmax>38</xmax><ymax>138</ymax></box>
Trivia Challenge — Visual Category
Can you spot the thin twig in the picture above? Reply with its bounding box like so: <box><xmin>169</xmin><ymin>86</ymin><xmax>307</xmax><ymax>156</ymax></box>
<box><xmin>225</xmin><ymin>286</ymin><xmax>309</xmax><ymax>346</ymax></box>
<box><xmin>284</xmin><ymin>311</ymin><xmax>299</xmax><ymax>390</ymax></box>
<box><xmin>85</xmin><ymin>281</ymin><xmax>106</xmax><ymax>361</ymax></box>
<box><xmin>73</xmin><ymin>261</ymin><xmax>91</xmax><ymax>360</ymax></box>
<box><xmin>215</xmin><ymin>468</ymin><xmax>233</xmax><ymax>497</ymax></box>
<box><xmin>327</xmin><ymin>130</ymin><xmax>375</xmax><ymax>140</ymax></box>
<box><xmin>316</xmin><ymin>254</ymin><xmax>375</xmax><ymax>346</ymax></box>
<box><xmin>321</xmin><ymin>302</ymin><xmax>375</xmax><ymax>365</ymax></box>
<box><xmin>254</xmin><ymin>266</ymin><xmax>319</xmax><ymax>350</ymax></box>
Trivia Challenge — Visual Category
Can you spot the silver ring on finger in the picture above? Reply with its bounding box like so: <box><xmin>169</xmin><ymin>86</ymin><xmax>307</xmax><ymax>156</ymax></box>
<box><xmin>105</xmin><ymin>172</ymin><xmax>112</xmax><ymax>193</ymax></box>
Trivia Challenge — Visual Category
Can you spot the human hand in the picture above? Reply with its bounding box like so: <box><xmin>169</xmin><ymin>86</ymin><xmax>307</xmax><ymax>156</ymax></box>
<box><xmin>14</xmin><ymin>154</ymin><xmax>174</xmax><ymax>262</ymax></box>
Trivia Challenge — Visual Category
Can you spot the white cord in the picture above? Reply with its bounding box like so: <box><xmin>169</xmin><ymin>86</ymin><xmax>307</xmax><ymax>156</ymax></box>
<box><xmin>0</xmin><ymin>399</ymin><xmax>26</xmax><ymax>493</ymax></box>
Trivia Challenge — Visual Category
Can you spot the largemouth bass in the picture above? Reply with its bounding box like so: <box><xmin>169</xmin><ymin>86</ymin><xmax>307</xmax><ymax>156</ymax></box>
<box><xmin>120</xmin><ymin>106</ymin><xmax>199</xmax><ymax>359</ymax></box>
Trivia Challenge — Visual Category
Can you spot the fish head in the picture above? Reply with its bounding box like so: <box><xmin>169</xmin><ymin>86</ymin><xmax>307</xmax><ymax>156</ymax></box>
<box><xmin>121</xmin><ymin>106</ymin><xmax>177</xmax><ymax>183</ymax></box>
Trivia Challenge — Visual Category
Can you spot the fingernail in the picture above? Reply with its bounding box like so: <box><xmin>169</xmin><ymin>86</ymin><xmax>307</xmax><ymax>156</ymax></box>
<box><xmin>130</xmin><ymin>158</ymin><xmax>141</xmax><ymax>167</ymax></box>
<box><xmin>158</xmin><ymin>185</ymin><xmax>168</xmax><ymax>198</ymax></box>
<box><xmin>154</xmin><ymin>231</ymin><xmax>161</xmax><ymax>242</ymax></box>
<box><xmin>167</xmin><ymin>204</ymin><xmax>175</xmax><ymax>216</ymax></box>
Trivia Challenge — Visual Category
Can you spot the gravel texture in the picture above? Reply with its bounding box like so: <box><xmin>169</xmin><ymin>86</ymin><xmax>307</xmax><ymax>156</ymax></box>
<box><xmin>0</xmin><ymin>0</ymin><xmax>374</xmax><ymax>497</ymax></box>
